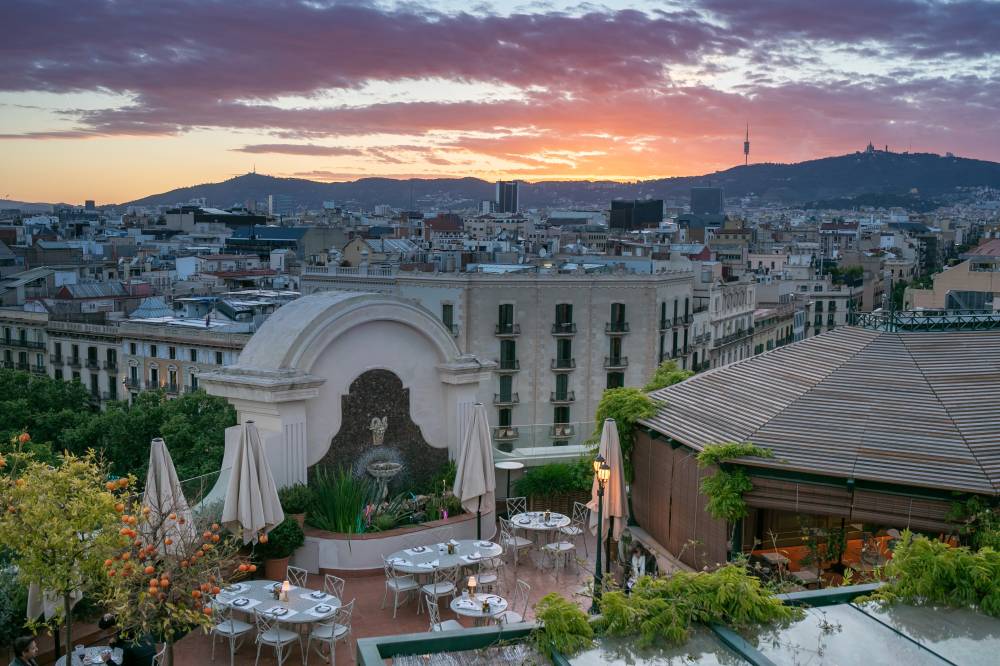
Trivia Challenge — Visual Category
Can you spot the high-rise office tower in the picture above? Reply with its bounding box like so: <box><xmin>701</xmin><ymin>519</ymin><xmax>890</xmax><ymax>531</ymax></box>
<box><xmin>495</xmin><ymin>180</ymin><xmax>520</xmax><ymax>213</ymax></box>
<box><xmin>609</xmin><ymin>199</ymin><xmax>663</xmax><ymax>230</ymax></box>
<box><xmin>690</xmin><ymin>187</ymin><xmax>724</xmax><ymax>216</ymax></box>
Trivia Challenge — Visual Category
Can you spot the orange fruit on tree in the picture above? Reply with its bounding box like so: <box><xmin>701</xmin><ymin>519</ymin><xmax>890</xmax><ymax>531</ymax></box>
<box><xmin>259</xmin><ymin>534</ymin><xmax>268</xmax><ymax>544</ymax></box>
<box><xmin>108</xmin><ymin>570</ymin><xmax>115</xmax><ymax>577</ymax></box>
<box><xmin>200</xmin><ymin>582</ymin><xmax>210</xmax><ymax>592</ymax></box>
<box><xmin>249</xmin><ymin>564</ymin><xmax>257</xmax><ymax>573</ymax></box>
<box><xmin>202</xmin><ymin>531</ymin><xmax>212</xmax><ymax>540</ymax></box>
<box><xmin>15</xmin><ymin>478</ymin><xmax>26</xmax><ymax>487</ymax></box>
<box><xmin>121</xmin><ymin>552</ymin><xmax>130</xmax><ymax>561</ymax></box>
<box><xmin>211</xmin><ymin>534</ymin><xmax>220</xmax><ymax>543</ymax></box>
<box><xmin>191</xmin><ymin>590</ymin><xmax>202</xmax><ymax>599</ymax></box>
<box><xmin>119</xmin><ymin>527</ymin><xmax>130</xmax><ymax>536</ymax></box>
<box><xmin>178</xmin><ymin>517</ymin><xmax>186</xmax><ymax>524</ymax></box>
<box><xmin>142</xmin><ymin>506</ymin><xmax>151</xmax><ymax>516</ymax></box>
<box><xmin>212</xmin><ymin>586</ymin><xmax>221</xmax><ymax>595</ymax></box>
<box><xmin>104</xmin><ymin>559</ymin><xmax>113</xmax><ymax>568</ymax></box>
<box><xmin>149</xmin><ymin>578</ymin><xmax>159</xmax><ymax>587</ymax></box>
<box><xmin>202</xmin><ymin>606</ymin><xmax>212</xmax><ymax>616</ymax></box>
<box><xmin>114</xmin><ymin>503</ymin><xmax>124</xmax><ymax>513</ymax></box>
<box><xmin>159</xmin><ymin>579</ymin><xmax>170</xmax><ymax>588</ymax></box>
<box><xmin>118</xmin><ymin>478</ymin><xmax>129</xmax><ymax>488</ymax></box>
<box><xmin>18</xmin><ymin>432</ymin><xmax>30</xmax><ymax>444</ymax></box>
<box><xmin>164</xmin><ymin>538</ymin><xmax>173</xmax><ymax>546</ymax></box>
<box><xmin>180</xmin><ymin>560</ymin><xmax>189</xmax><ymax>568</ymax></box>
<box><xmin>211</xmin><ymin>523</ymin><xmax>220</xmax><ymax>531</ymax></box>
<box><xmin>105</xmin><ymin>481</ymin><xmax>116</xmax><ymax>491</ymax></box>
<box><xmin>238</xmin><ymin>564</ymin><xmax>249</xmax><ymax>572</ymax></box>
<box><xmin>147</xmin><ymin>587</ymin><xmax>157</xmax><ymax>596</ymax></box>
<box><xmin>168</xmin><ymin>513</ymin><xmax>177</xmax><ymax>521</ymax></box>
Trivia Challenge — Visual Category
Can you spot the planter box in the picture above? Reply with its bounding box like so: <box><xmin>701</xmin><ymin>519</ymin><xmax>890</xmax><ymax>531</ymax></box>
<box><xmin>291</xmin><ymin>511</ymin><xmax>496</xmax><ymax>574</ymax></box>
<box><xmin>527</xmin><ymin>490</ymin><xmax>590</xmax><ymax>517</ymax></box>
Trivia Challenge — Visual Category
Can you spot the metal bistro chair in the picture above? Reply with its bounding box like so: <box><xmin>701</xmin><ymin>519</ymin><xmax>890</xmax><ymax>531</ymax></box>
<box><xmin>425</xmin><ymin>594</ymin><xmax>464</xmax><ymax>632</ymax></box>
<box><xmin>419</xmin><ymin>564</ymin><xmax>458</xmax><ymax>615</ymax></box>
<box><xmin>542</xmin><ymin>536</ymin><xmax>577</xmax><ymax>579</ymax></box>
<box><xmin>323</xmin><ymin>573</ymin><xmax>345</xmax><ymax>600</ymax></box>
<box><xmin>560</xmin><ymin>501</ymin><xmax>591</xmax><ymax>556</ymax></box>
<box><xmin>499</xmin><ymin>516</ymin><xmax>533</xmax><ymax>568</ymax></box>
<box><xmin>286</xmin><ymin>565</ymin><xmax>308</xmax><ymax>588</ymax></box>
<box><xmin>505</xmin><ymin>496</ymin><xmax>527</xmax><ymax>519</ymax></box>
<box><xmin>306</xmin><ymin>598</ymin><xmax>355</xmax><ymax>666</ymax></box>
<box><xmin>210</xmin><ymin>603</ymin><xmax>253</xmax><ymax>666</ymax></box>
<box><xmin>252</xmin><ymin>609</ymin><xmax>301</xmax><ymax>666</ymax></box>
<box><xmin>152</xmin><ymin>646</ymin><xmax>167</xmax><ymax>666</ymax></box>
<box><xmin>381</xmin><ymin>557</ymin><xmax>419</xmax><ymax>618</ymax></box>
<box><xmin>495</xmin><ymin>579</ymin><xmax>531</xmax><ymax>625</ymax></box>
<box><xmin>473</xmin><ymin>556</ymin><xmax>504</xmax><ymax>594</ymax></box>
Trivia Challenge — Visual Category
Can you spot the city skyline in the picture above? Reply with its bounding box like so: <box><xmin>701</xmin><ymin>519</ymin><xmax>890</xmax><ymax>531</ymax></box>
<box><xmin>2</xmin><ymin>0</ymin><xmax>999</xmax><ymax>204</ymax></box>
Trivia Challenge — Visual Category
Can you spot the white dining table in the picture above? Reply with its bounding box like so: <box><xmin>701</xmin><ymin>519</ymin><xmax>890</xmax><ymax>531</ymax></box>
<box><xmin>450</xmin><ymin>592</ymin><xmax>508</xmax><ymax>626</ymax></box>
<box><xmin>386</xmin><ymin>539</ymin><xmax>503</xmax><ymax>575</ymax></box>
<box><xmin>214</xmin><ymin>579</ymin><xmax>340</xmax><ymax>625</ymax></box>
<box><xmin>509</xmin><ymin>512</ymin><xmax>571</xmax><ymax>532</ymax></box>
<box><xmin>55</xmin><ymin>647</ymin><xmax>121</xmax><ymax>666</ymax></box>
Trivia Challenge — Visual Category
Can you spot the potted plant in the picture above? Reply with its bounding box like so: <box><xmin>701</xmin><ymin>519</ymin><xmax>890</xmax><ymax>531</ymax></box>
<box><xmin>277</xmin><ymin>484</ymin><xmax>314</xmax><ymax>527</ymax></box>
<box><xmin>256</xmin><ymin>518</ymin><xmax>304</xmax><ymax>581</ymax></box>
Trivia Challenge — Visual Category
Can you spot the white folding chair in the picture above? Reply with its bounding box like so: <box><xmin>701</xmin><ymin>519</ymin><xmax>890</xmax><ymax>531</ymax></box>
<box><xmin>425</xmin><ymin>595</ymin><xmax>463</xmax><ymax>632</ymax></box>
<box><xmin>560</xmin><ymin>501</ymin><xmax>591</xmax><ymax>556</ymax></box>
<box><xmin>253</xmin><ymin>609</ymin><xmax>301</xmax><ymax>666</ymax></box>
<box><xmin>499</xmin><ymin>517</ymin><xmax>533</xmax><ymax>568</ymax></box>
<box><xmin>496</xmin><ymin>580</ymin><xmax>531</xmax><ymax>625</ymax></box>
<box><xmin>419</xmin><ymin>564</ymin><xmax>458</xmax><ymax>614</ymax></box>
<box><xmin>306</xmin><ymin>598</ymin><xmax>354</xmax><ymax>666</ymax></box>
<box><xmin>381</xmin><ymin>558</ymin><xmax>418</xmax><ymax>618</ymax></box>
<box><xmin>505</xmin><ymin>496</ymin><xmax>527</xmax><ymax>518</ymax></box>
<box><xmin>323</xmin><ymin>573</ymin><xmax>345</xmax><ymax>600</ymax></box>
<box><xmin>210</xmin><ymin>603</ymin><xmax>253</xmax><ymax>666</ymax></box>
<box><xmin>286</xmin><ymin>565</ymin><xmax>308</xmax><ymax>588</ymax></box>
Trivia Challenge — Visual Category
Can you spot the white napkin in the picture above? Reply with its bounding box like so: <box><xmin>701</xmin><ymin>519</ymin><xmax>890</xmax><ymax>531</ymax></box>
<box><xmin>228</xmin><ymin>597</ymin><xmax>261</xmax><ymax>610</ymax></box>
<box><xmin>448</xmin><ymin>538</ymin><xmax>460</xmax><ymax>546</ymax></box>
<box><xmin>301</xmin><ymin>590</ymin><xmax>333</xmax><ymax>601</ymax></box>
<box><xmin>263</xmin><ymin>606</ymin><xmax>290</xmax><ymax>616</ymax></box>
<box><xmin>307</xmin><ymin>602</ymin><xmax>338</xmax><ymax>618</ymax></box>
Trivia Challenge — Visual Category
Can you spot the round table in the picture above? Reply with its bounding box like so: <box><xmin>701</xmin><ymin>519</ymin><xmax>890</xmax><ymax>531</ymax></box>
<box><xmin>215</xmin><ymin>579</ymin><xmax>340</xmax><ymax>624</ymax></box>
<box><xmin>386</xmin><ymin>539</ymin><xmax>503</xmax><ymax>575</ymax></box>
<box><xmin>55</xmin><ymin>647</ymin><xmax>121</xmax><ymax>666</ymax></box>
<box><xmin>495</xmin><ymin>461</ymin><xmax>525</xmax><ymax>502</ymax></box>
<box><xmin>509</xmin><ymin>512</ymin><xmax>571</xmax><ymax>532</ymax></box>
<box><xmin>450</xmin><ymin>592</ymin><xmax>508</xmax><ymax>626</ymax></box>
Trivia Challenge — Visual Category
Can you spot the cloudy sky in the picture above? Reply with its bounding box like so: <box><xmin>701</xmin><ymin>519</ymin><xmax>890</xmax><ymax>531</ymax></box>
<box><xmin>2</xmin><ymin>0</ymin><xmax>999</xmax><ymax>203</ymax></box>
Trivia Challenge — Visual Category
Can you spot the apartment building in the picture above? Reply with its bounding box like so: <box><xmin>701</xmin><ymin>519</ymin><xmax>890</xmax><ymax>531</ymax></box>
<box><xmin>301</xmin><ymin>265</ymin><xmax>694</xmax><ymax>447</ymax></box>
<box><xmin>0</xmin><ymin>310</ymin><xmax>48</xmax><ymax>377</ymax></box>
<box><xmin>48</xmin><ymin>320</ymin><xmax>121</xmax><ymax>403</ymax></box>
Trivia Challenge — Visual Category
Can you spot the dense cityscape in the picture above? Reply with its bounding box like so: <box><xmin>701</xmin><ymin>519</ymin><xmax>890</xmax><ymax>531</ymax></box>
<box><xmin>2</xmin><ymin>1</ymin><xmax>1000</xmax><ymax>665</ymax></box>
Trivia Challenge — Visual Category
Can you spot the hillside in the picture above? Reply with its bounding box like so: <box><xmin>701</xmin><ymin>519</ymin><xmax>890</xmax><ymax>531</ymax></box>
<box><xmin>121</xmin><ymin>150</ymin><xmax>1000</xmax><ymax>210</ymax></box>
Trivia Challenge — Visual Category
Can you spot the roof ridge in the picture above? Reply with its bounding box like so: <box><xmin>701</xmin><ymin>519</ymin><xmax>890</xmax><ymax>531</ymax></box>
<box><xmin>896</xmin><ymin>332</ymin><xmax>993</xmax><ymax>492</ymax></box>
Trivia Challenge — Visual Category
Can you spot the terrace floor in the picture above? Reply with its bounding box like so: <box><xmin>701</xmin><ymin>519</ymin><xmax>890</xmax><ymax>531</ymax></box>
<box><xmin>172</xmin><ymin>525</ymin><xmax>602</xmax><ymax>666</ymax></box>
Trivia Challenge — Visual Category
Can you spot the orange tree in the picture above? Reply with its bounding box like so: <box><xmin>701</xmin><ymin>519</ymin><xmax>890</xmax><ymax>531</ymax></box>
<box><xmin>0</xmin><ymin>435</ymin><xmax>122</xmax><ymax>656</ymax></box>
<box><xmin>101</xmin><ymin>490</ymin><xmax>254</xmax><ymax>666</ymax></box>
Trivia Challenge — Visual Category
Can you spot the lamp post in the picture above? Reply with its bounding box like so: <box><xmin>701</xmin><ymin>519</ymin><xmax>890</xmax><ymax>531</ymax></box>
<box><xmin>590</xmin><ymin>454</ymin><xmax>610</xmax><ymax>614</ymax></box>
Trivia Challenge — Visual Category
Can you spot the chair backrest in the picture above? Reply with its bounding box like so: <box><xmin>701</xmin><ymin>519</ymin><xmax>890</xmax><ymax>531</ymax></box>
<box><xmin>434</xmin><ymin>564</ymin><xmax>458</xmax><ymax>587</ymax></box>
<box><xmin>514</xmin><ymin>579</ymin><xmax>531</xmax><ymax>616</ymax></box>
<box><xmin>253</xmin><ymin>609</ymin><xmax>278</xmax><ymax>634</ymax></box>
<box><xmin>425</xmin><ymin>594</ymin><xmax>442</xmax><ymax>629</ymax></box>
<box><xmin>286</xmin><ymin>565</ymin><xmax>308</xmax><ymax>587</ymax></box>
<box><xmin>335</xmin><ymin>598</ymin><xmax>355</xmax><ymax>630</ymax></box>
<box><xmin>151</xmin><ymin>646</ymin><xmax>167</xmax><ymax>666</ymax></box>
<box><xmin>478</xmin><ymin>558</ymin><xmax>500</xmax><ymax>577</ymax></box>
<box><xmin>571</xmin><ymin>501</ymin><xmax>590</xmax><ymax>525</ymax></box>
<box><xmin>211</xmin><ymin>600</ymin><xmax>234</xmax><ymax>625</ymax></box>
<box><xmin>506</xmin><ymin>496</ymin><xmax>527</xmax><ymax>516</ymax></box>
<box><xmin>324</xmin><ymin>573</ymin><xmax>345</xmax><ymax>599</ymax></box>
<box><xmin>499</xmin><ymin>517</ymin><xmax>514</xmax><ymax>543</ymax></box>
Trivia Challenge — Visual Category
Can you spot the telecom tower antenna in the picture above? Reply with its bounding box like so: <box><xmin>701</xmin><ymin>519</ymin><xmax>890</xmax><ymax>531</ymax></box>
<box><xmin>743</xmin><ymin>124</ymin><xmax>750</xmax><ymax>166</ymax></box>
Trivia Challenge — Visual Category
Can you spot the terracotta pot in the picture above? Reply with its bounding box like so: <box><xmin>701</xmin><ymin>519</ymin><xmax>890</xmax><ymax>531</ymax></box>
<box><xmin>290</xmin><ymin>513</ymin><xmax>305</xmax><ymax>528</ymax></box>
<box><xmin>264</xmin><ymin>556</ymin><xmax>290</xmax><ymax>581</ymax></box>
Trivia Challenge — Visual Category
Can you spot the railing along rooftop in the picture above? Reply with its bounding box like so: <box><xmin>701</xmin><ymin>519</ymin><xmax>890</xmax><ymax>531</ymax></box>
<box><xmin>849</xmin><ymin>309</ymin><xmax>1000</xmax><ymax>331</ymax></box>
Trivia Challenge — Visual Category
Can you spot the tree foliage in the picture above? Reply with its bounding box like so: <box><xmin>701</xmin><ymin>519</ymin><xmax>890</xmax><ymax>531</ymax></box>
<box><xmin>598</xmin><ymin>566</ymin><xmax>798</xmax><ymax>647</ymax></box>
<box><xmin>864</xmin><ymin>531</ymin><xmax>1000</xmax><ymax>617</ymax></box>
<box><xmin>696</xmin><ymin>443</ymin><xmax>773</xmax><ymax>524</ymax></box>
<box><xmin>532</xmin><ymin>593</ymin><xmax>594</xmax><ymax>657</ymax></box>
<box><xmin>0</xmin><ymin>444</ymin><xmax>122</xmax><ymax>650</ymax></box>
<box><xmin>643</xmin><ymin>360</ymin><xmax>694</xmax><ymax>392</ymax></box>
<box><xmin>593</xmin><ymin>388</ymin><xmax>657</xmax><ymax>481</ymax></box>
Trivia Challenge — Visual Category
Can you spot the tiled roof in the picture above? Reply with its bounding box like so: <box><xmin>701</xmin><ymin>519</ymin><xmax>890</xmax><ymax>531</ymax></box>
<box><xmin>643</xmin><ymin>327</ymin><xmax>1000</xmax><ymax>495</ymax></box>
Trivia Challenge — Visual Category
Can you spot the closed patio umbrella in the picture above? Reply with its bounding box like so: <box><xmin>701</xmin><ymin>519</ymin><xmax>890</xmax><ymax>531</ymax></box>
<box><xmin>588</xmin><ymin>419</ymin><xmax>630</xmax><ymax>566</ymax></box>
<box><xmin>222</xmin><ymin>421</ymin><xmax>284</xmax><ymax>545</ymax></box>
<box><xmin>142</xmin><ymin>437</ymin><xmax>197</xmax><ymax>555</ymax></box>
<box><xmin>453</xmin><ymin>403</ymin><xmax>496</xmax><ymax>540</ymax></box>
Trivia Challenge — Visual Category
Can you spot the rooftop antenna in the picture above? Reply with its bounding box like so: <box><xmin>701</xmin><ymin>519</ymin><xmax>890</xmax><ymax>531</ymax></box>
<box><xmin>743</xmin><ymin>123</ymin><xmax>750</xmax><ymax>166</ymax></box>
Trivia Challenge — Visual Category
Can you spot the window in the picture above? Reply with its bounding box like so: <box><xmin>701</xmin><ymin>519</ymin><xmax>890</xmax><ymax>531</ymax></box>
<box><xmin>55</xmin><ymin>368</ymin><xmax>63</xmax><ymax>381</ymax></box>
<box><xmin>72</xmin><ymin>371</ymin><xmax>80</xmax><ymax>383</ymax></box>
<box><xmin>168</xmin><ymin>369</ymin><xmax>177</xmax><ymax>388</ymax></box>
<box><xmin>215</xmin><ymin>351</ymin><xmax>223</xmax><ymax>365</ymax></box>
<box><xmin>606</xmin><ymin>372</ymin><xmax>624</xmax><ymax>389</ymax></box>
<box><xmin>815</xmin><ymin>301</ymin><xmax>824</xmax><ymax>312</ymax></box>
<box><xmin>108</xmin><ymin>382</ymin><xmax>117</xmax><ymax>401</ymax></box>
<box><xmin>609</xmin><ymin>336</ymin><xmax>622</xmax><ymax>361</ymax></box>
<box><xmin>660</xmin><ymin>302</ymin><xmax>667</xmax><ymax>327</ymax></box>
<box><xmin>683</xmin><ymin>328</ymin><xmax>689</xmax><ymax>352</ymax></box>
<box><xmin>555</xmin><ymin>373</ymin><xmax>569</xmax><ymax>399</ymax></box>
<box><xmin>611</xmin><ymin>302</ymin><xmax>626</xmax><ymax>329</ymax></box>
<box><xmin>684</xmin><ymin>297</ymin><xmax>690</xmax><ymax>317</ymax></box>
<box><xmin>673</xmin><ymin>300</ymin><xmax>679</xmax><ymax>321</ymax></box>
<box><xmin>130</xmin><ymin>366</ymin><xmax>138</xmax><ymax>382</ymax></box>
<box><xmin>555</xmin><ymin>303</ymin><xmax>573</xmax><ymax>326</ymax></box>
<box><xmin>441</xmin><ymin>303</ymin><xmax>454</xmax><ymax>332</ymax></box>
<box><xmin>2</xmin><ymin>327</ymin><xmax>9</xmax><ymax>342</ymax></box>
<box><xmin>150</xmin><ymin>344</ymin><xmax>158</xmax><ymax>358</ymax></box>
<box><xmin>106</xmin><ymin>349</ymin><xmax>116</xmax><ymax>368</ymax></box>
<box><xmin>54</xmin><ymin>342</ymin><xmax>62</xmax><ymax>359</ymax></box>
<box><xmin>90</xmin><ymin>374</ymin><xmax>99</xmax><ymax>397</ymax></box>
<box><xmin>169</xmin><ymin>346</ymin><xmax>176</xmax><ymax>360</ymax></box>
<box><xmin>553</xmin><ymin>405</ymin><xmax>570</xmax><ymax>424</ymax></box>
<box><xmin>500</xmin><ymin>340</ymin><xmax>516</xmax><ymax>367</ymax></box>
<box><xmin>498</xmin><ymin>375</ymin><xmax>513</xmax><ymax>401</ymax></box>
<box><xmin>189</xmin><ymin>349</ymin><xmax>197</xmax><ymax>362</ymax></box>
<box><xmin>659</xmin><ymin>334</ymin><xmax>665</xmax><ymax>361</ymax></box>
<box><xmin>497</xmin><ymin>303</ymin><xmax>514</xmax><ymax>332</ymax></box>
<box><xmin>35</xmin><ymin>353</ymin><xmax>43</xmax><ymax>368</ymax></box>
<box><xmin>129</xmin><ymin>342</ymin><xmax>137</xmax><ymax>355</ymax></box>
<box><xmin>71</xmin><ymin>344</ymin><xmax>79</xmax><ymax>361</ymax></box>
<box><xmin>150</xmin><ymin>367</ymin><xmax>159</xmax><ymax>386</ymax></box>
<box><xmin>556</xmin><ymin>338</ymin><xmax>572</xmax><ymax>364</ymax></box>
<box><xmin>672</xmin><ymin>331</ymin><xmax>679</xmax><ymax>356</ymax></box>
<box><xmin>190</xmin><ymin>374</ymin><xmax>199</xmax><ymax>390</ymax></box>
<box><xmin>498</xmin><ymin>408</ymin><xmax>512</xmax><ymax>427</ymax></box>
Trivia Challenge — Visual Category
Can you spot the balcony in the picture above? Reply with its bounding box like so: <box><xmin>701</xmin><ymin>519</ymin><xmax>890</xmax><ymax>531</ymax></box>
<box><xmin>495</xmin><ymin>359</ymin><xmax>520</xmax><ymax>372</ymax></box>
<box><xmin>694</xmin><ymin>332</ymin><xmax>711</xmax><ymax>344</ymax></box>
<box><xmin>11</xmin><ymin>339</ymin><xmax>45</xmax><ymax>350</ymax></box>
<box><xmin>551</xmin><ymin>323</ymin><xmax>577</xmax><ymax>336</ymax></box>
<box><xmin>165</xmin><ymin>383</ymin><xmax>180</xmax><ymax>395</ymax></box>
<box><xmin>551</xmin><ymin>357</ymin><xmax>576</xmax><ymax>370</ymax></box>
<box><xmin>550</xmin><ymin>424</ymin><xmax>575</xmax><ymax>438</ymax></box>
<box><xmin>605</xmin><ymin>322</ymin><xmax>630</xmax><ymax>334</ymax></box>
<box><xmin>0</xmin><ymin>361</ymin><xmax>11</xmax><ymax>369</ymax></box>
<box><xmin>549</xmin><ymin>390</ymin><xmax>575</xmax><ymax>404</ymax></box>
<box><xmin>493</xmin><ymin>392</ymin><xmax>520</xmax><ymax>406</ymax></box>
<box><xmin>124</xmin><ymin>378</ymin><xmax>142</xmax><ymax>390</ymax></box>
<box><xmin>30</xmin><ymin>365</ymin><xmax>46</xmax><ymax>375</ymax></box>
<box><xmin>604</xmin><ymin>356</ymin><xmax>629</xmax><ymax>369</ymax></box>
<box><xmin>16</xmin><ymin>362</ymin><xmax>29</xmax><ymax>371</ymax></box>
<box><xmin>184</xmin><ymin>385</ymin><xmax>200</xmax><ymax>394</ymax></box>
<box><xmin>85</xmin><ymin>359</ymin><xmax>100</xmax><ymax>371</ymax></box>
<box><xmin>492</xmin><ymin>426</ymin><xmax>519</xmax><ymax>441</ymax></box>
<box><xmin>713</xmin><ymin>328</ymin><xmax>754</xmax><ymax>348</ymax></box>
<box><xmin>693</xmin><ymin>304</ymin><xmax>709</xmax><ymax>314</ymax></box>
<box><xmin>50</xmin><ymin>354</ymin><xmax>63</xmax><ymax>364</ymax></box>
<box><xmin>104</xmin><ymin>361</ymin><xmax>118</xmax><ymax>372</ymax></box>
<box><xmin>102</xmin><ymin>391</ymin><xmax>119</xmax><ymax>401</ymax></box>
<box><xmin>658</xmin><ymin>319</ymin><xmax>670</xmax><ymax>331</ymax></box>
<box><xmin>68</xmin><ymin>357</ymin><xmax>82</xmax><ymax>368</ymax></box>
<box><xmin>673</xmin><ymin>316</ymin><xmax>685</xmax><ymax>327</ymax></box>
<box><xmin>494</xmin><ymin>323</ymin><xmax>520</xmax><ymax>337</ymax></box>
<box><xmin>684</xmin><ymin>313</ymin><xmax>694</xmax><ymax>324</ymax></box>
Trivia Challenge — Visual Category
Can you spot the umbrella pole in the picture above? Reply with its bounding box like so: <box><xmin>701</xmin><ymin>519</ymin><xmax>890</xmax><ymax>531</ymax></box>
<box><xmin>477</xmin><ymin>496</ymin><xmax>482</xmax><ymax>540</ymax></box>
<box><xmin>606</xmin><ymin>516</ymin><xmax>613</xmax><ymax>574</ymax></box>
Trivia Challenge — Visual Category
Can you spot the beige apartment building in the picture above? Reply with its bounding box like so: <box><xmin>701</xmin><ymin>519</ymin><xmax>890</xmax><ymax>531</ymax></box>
<box><xmin>301</xmin><ymin>266</ymin><xmax>695</xmax><ymax>454</ymax></box>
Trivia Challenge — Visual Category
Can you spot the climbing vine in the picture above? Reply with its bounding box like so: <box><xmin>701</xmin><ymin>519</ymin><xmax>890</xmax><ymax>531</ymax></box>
<box><xmin>696</xmin><ymin>442</ymin><xmax>773</xmax><ymax>523</ymax></box>
<box><xmin>592</xmin><ymin>388</ymin><xmax>657</xmax><ymax>481</ymax></box>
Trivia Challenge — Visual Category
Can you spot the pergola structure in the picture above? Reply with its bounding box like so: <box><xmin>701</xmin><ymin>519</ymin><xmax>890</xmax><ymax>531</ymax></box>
<box><xmin>632</xmin><ymin>325</ymin><xmax>1000</xmax><ymax>569</ymax></box>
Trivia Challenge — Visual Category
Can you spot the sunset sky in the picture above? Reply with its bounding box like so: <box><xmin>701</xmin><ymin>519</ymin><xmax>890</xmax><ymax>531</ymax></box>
<box><xmin>2</xmin><ymin>0</ymin><xmax>999</xmax><ymax>204</ymax></box>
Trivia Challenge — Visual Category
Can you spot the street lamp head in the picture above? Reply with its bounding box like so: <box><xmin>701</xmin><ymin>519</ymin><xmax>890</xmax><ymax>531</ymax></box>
<box><xmin>592</xmin><ymin>454</ymin><xmax>606</xmax><ymax>476</ymax></box>
<box><xmin>597</xmin><ymin>460</ymin><xmax>611</xmax><ymax>483</ymax></box>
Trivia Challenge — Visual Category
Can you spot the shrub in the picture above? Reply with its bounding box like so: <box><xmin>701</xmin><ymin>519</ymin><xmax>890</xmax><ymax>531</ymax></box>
<box><xmin>532</xmin><ymin>593</ymin><xmax>594</xmax><ymax>657</ymax></box>
<box><xmin>277</xmin><ymin>483</ymin><xmax>315</xmax><ymax>514</ymax></box>
<box><xmin>256</xmin><ymin>518</ymin><xmax>305</xmax><ymax>560</ymax></box>
<box><xmin>306</xmin><ymin>467</ymin><xmax>379</xmax><ymax>533</ymax></box>
<box><xmin>514</xmin><ymin>458</ymin><xmax>592</xmax><ymax>498</ymax></box>
<box><xmin>593</xmin><ymin>388</ymin><xmax>657</xmax><ymax>481</ymax></box>
<box><xmin>420</xmin><ymin>459</ymin><xmax>457</xmax><ymax>496</ymax></box>
<box><xmin>0</xmin><ymin>564</ymin><xmax>28</xmax><ymax>650</ymax></box>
